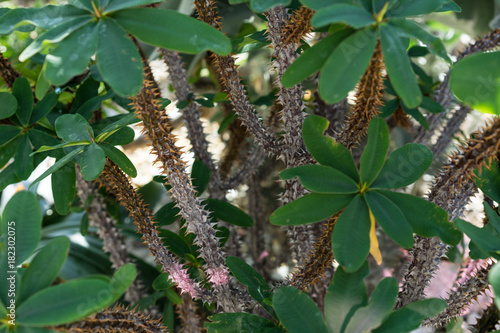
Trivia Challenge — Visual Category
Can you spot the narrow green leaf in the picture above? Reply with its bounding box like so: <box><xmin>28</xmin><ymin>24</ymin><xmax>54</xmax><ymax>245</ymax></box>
<box><xmin>379</xmin><ymin>98</ymin><xmax>400</xmax><ymax>118</ymax></box>
<box><xmin>0</xmin><ymin>92</ymin><xmax>17</xmax><ymax>120</ymax></box>
<box><xmin>282</xmin><ymin>29</ymin><xmax>354</xmax><ymax>88</ymax></box>
<box><xmin>96</xmin><ymin>18</ymin><xmax>142</xmax><ymax>97</ymax></box>
<box><xmin>312</xmin><ymin>4</ymin><xmax>375</xmax><ymax>29</ymax></box>
<box><xmin>332</xmin><ymin>195</ymin><xmax>371</xmax><ymax>272</ymax></box>
<box><xmin>379</xmin><ymin>190</ymin><xmax>461</xmax><ymax>245</ymax></box>
<box><xmin>436</xmin><ymin>1</ymin><xmax>461</xmax><ymax>12</ymax></box>
<box><xmin>319</xmin><ymin>27</ymin><xmax>378</xmax><ymax>104</ymax></box>
<box><xmin>344</xmin><ymin>278</ymin><xmax>398</xmax><ymax>333</ymax></box>
<box><xmin>371</xmin><ymin>143</ymin><xmax>433</xmax><ymax>189</ymax></box>
<box><xmin>99</xmin><ymin>142</ymin><xmax>136</xmax><ymax>178</ymax></box>
<box><xmin>31</xmin><ymin>141</ymin><xmax>90</xmax><ymax>155</ymax></box>
<box><xmin>490</xmin><ymin>262</ymin><xmax>500</xmax><ymax>310</ymax></box>
<box><xmin>108</xmin><ymin>264</ymin><xmax>136</xmax><ymax>304</ymax></box>
<box><xmin>271</xmin><ymin>193</ymin><xmax>354</xmax><ymax>226</ymax></box>
<box><xmin>324</xmin><ymin>261</ymin><xmax>369</xmax><ymax>333</ymax></box>
<box><xmin>35</xmin><ymin>67</ymin><xmax>51</xmax><ymax>100</ymax></box>
<box><xmin>274</xmin><ymin>286</ymin><xmax>329</xmax><ymax>333</ymax></box>
<box><xmin>420</xmin><ymin>96</ymin><xmax>445</xmax><ymax>113</ymax></box>
<box><xmin>30</xmin><ymin>92</ymin><xmax>58</xmax><ymax>124</ymax></box>
<box><xmin>159</xmin><ymin>229</ymin><xmax>193</xmax><ymax>259</ymax></box>
<box><xmin>30</xmin><ymin>147</ymin><xmax>85</xmax><ymax>187</ymax></box>
<box><xmin>14</xmin><ymin>134</ymin><xmax>34</xmax><ymax>180</ymax></box>
<box><xmin>365</xmin><ymin>191</ymin><xmax>414</xmax><ymax>248</ymax></box>
<box><xmin>51</xmin><ymin>163</ymin><xmax>76</xmax><ymax>215</ymax></box>
<box><xmin>250</xmin><ymin>0</ymin><xmax>291</xmax><ymax>13</ymax></box>
<box><xmin>0</xmin><ymin>136</ymin><xmax>21</xmax><ymax>169</ymax></box>
<box><xmin>104</xmin><ymin>0</ymin><xmax>162</xmax><ymax>12</ymax></box>
<box><xmin>0</xmin><ymin>125</ymin><xmax>20</xmax><ymax>146</ymax></box>
<box><xmin>80</xmin><ymin>142</ymin><xmax>106</xmax><ymax>181</ymax></box>
<box><xmin>0</xmin><ymin>163</ymin><xmax>20</xmax><ymax>192</ymax></box>
<box><xmin>387</xmin><ymin>0</ymin><xmax>450</xmax><ymax>17</ymax></box>
<box><xmin>154</xmin><ymin>202</ymin><xmax>180</xmax><ymax>226</ymax></box>
<box><xmin>204</xmin><ymin>198</ymin><xmax>253</xmax><ymax>227</ymax></box>
<box><xmin>280</xmin><ymin>165</ymin><xmax>359</xmax><ymax>194</ymax></box>
<box><xmin>17</xmin><ymin>277</ymin><xmax>112</xmax><ymax>326</ymax></box>
<box><xmin>113</xmin><ymin>8</ymin><xmax>231</xmax><ymax>56</ymax></box>
<box><xmin>302</xmin><ymin>115</ymin><xmax>359</xmax><ymax>181</ymax></box>
<box><xmin>380</xmin><ymin>23</ymin><xmax>422</xmax><ymax>108</ymax></box>
<box><xmin>360</xmin><ymin>117</ymin><xmax>389</xmax><ymax>186</ymax></box>
<box><xmin>55</xmin><ymin>113</ymin><xmax>94</xmax><ymax>142</ymax></box>
<box><xmin>402</xmin><ymin>103</ymin><xmax>428</xmax><ymax>129</ymax></box>
<box><xmin>191</xmin><ymin>159</ymin><xmax>211</xmax><ymax>196</ymax></box>
<box><xmin>19</xmin><ymin>236</ymin><xmax>70</xmax><ymax>303</ymax></box>
<box><xmin>94</xmin><ymin>112</ymin><xmax>137</xmax><ymax>142</ymax></box>
<box><xmin>205</xmin><ymin>313</ymin><xmax>282</xmax><ymax>333</ymax></box>
<box><xmin>450</xmin><ymin>50</ymin><xmax>500</xmax><ymax>115</ymax></box>
<box><xmin>455</xmin><ymin>218</ymin><xmax>500</xmax><ymax>254</ymax></box>
<box><xmin>45</xmin><ymin>22</ymin><xmax>98</xmax><ymax>86</ymax></box>
<box><xmin>12</xmin><ymin>77</ymin><xmax>33</xmax><ymax>126</ymax></box>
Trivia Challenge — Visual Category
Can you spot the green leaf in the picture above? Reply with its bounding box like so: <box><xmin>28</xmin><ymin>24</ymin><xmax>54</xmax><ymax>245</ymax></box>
<box><xmin>332</xmin><ymin>195</ymin><xmax>371</xmax><ymax>272</ymax></box>
<box><xmin>379</xmin><ymin>98</ymin><xmax>400</xmax><ymax>118</ymax></box>
<box><xmin>271</xmin><ymin>193</ymin><xmax>354</xmax><ymax>226</ymax></box>
<box><xmin>475</xmin><ymin>162</ymin><xmax>500</xmax><ymax>202</ymax></box>
<box><xmin>387</xmin><ymin>0</ymin><xmax>451</xmax><ymax>17</ymax></box>
<box><xmin>280</xmin><ymin>165</ymin><xmax>359</xmax><ymax>194</ymax></box>
<box><xmin>205</xmin><ymin>313</ymin><xmax>282</xmax><ymax>333</ymax></box>
<box><xmin>152</xmin><ymin>272</ymin><xmax>176</xmax><ymax>290</ymax></box>
<box><xmin>94</xmin><ymin>112</ymin><xmax>138</xmax><ymax>142</ymax></box>
<box><xmin>35</xmin><ymin>67</ymin><xmax>51</xmax><ymax>100</ymax></box>
<box><xmin>273</xmin><ymin>286</ymin><xmax>329</xmax><ymax>333</ymax></box>
<box><xmin>30</xmin><ymin>147</ymin><xmax>85</xmax><ymax>187</ymax></box>
<box><xmin>14</xmin><ymin>134</ymin><xmax>34</xmax><ymax>180</ymax></box>
<box><xmin>282</xmin><ymin>29</ymin><xmax>354</xmax><ymax>88</ymax></box>
<box><xmin>45</xmin><ymin>22</ymin><xmax>98</xmax><ymax>86</ymax></box>
<box><xmin>113</xmin><ymin>8</ymin><xmax>231</xmax><ymax>56</ymax></box>
<box><xmin>0</xmin><ymin>125</ymin><xmax>20</xmax><ymax>146</ymax></box>
<box><xmin>454</xmin><ymin>218</ymin><xmax>500</xmax><ymax>254</ymax></box>
<box><xmin>191</xmin><ymin>159</ymin><xmax>211</xmax><ymax>195</ymax></box>
<box><xmin>19</xmin><ymin>236</ymin><xmax>70</xmax><ymax>303</ymax></box>
<box><xmin>344</xmin><ymin>278</ymin><xmax>398</xmax><ymax>333</ymax></box>
<box><xmin>159</xmin><ymin>229</ymin><xmax>193</xmax><ymax>259</ymax></box>
<box><xmin>99</xmin><ymin>142</ymin><xmax>137</xmax><ymax>178</ymax></box>
<box><xmin>0</xmin><ymin>163</ymin><xmax>20</xmax><ymax>192</ymax></box>
<box><xmin>31</xmin><ymin>141</ymin><xmax>90</xmax><ymax>155</ymax></box>
<box><xmin>0</xmin><ymin>92</ymin><xmax>17</xmax><ymax>119</ymax></box>
<box><xmin>378</xmin><ymin>190</ymin><xmax>461</xmax><ymax>245</ymax></box>
<box><xmin>302</xmin><ymin>115</ymin><xmax>359</xmax><ymax>181</ymax></box>
<box><xmin>490</xmin><ymin>262</ymin><xmax>500</xmax><ymax>310</ymax></box>
<box><xmin>380</xmin><ymin>23</ymin><xmax>422</xmax><ymax>108</ymax></box>
<box><xmin>154</xmin><ymin>202</ymin><xmax>180</xmax><ymax>226</ymax></box>
<box><xmin>485</xmin><ymin>202</ymin><xmax>500</xmax><ymax>235</ymax></box>
<box><xmin>17</xmin><ymin>277</ymin><xmax>113</xmax><ymax>326</ymax></box>
<box><xmin>108</xmin><ymin>263</ymin><xmax>136</xmax><ymax>304</ymax></box>
<box><xmin>80</xmin><ymin>142</ymin><xmax>106</xmax><ymax>181</ymax></box>
<box><xmin>95</xmin><ymin>18</ymin><xmax>143</xmax><ymax>97</ymax></box>
<box><xmin>324</xmin><ymin>261</ymin><xmax>369</xmax><ymax>333</ymax></box>
<box><xmin>312</xmin><ymin>4</ymin><xmax>375</xmax><ymax>29</ymax></box>
<box><xmin>436</xmin><ymin>1</ymin><xmax>461</xmax><ymax>12</ymax></box>
<box><xmin>70</xmin><ymin>76</ymin><xmax>99</xmax><ymax>113</ymax></box>
<box><xmin>450</xmin><ymin>50</ymin><xmax>500</xmax><ymax>115</ymax></box>
<box><xmin>360</xmin><ymin>117</ymin><xmax>389</xmax><ymax>186</ymax></box>
<box><xmin>365</xmin><ymin>191</ymin><xmax>414</xmax><ymax>248</ymax></box>
<box><xmin>30</xmin><ymin>92</ymin><xmax>58</xmax><ymax>124</ymax></box>
<box><xmin>299</xmin><ymin>0</ymin><xmax>331</xmax><ymax>10</ymax></box>
<box><xmin>12</xmin><ymin>77</ymin><xmax>33</xmax><ymax>126</ymax></box>
<box><xmin>204</xmin><ymin>198</ymin><xmax>253</xmax><ymax>227</ymax></box>
<box><xmin>250</xmin><ymin>0</ymin><xmax>291</xmax><ymax>13</ymax></box>
<box><xmin>51</xmin><ymin>163</ymin><xmax>76</xmax><ymax>215</ymax></box>
<box><xmin>371</xmin><ymin>143</ymin><xmax>433</xmax><ymax>189</ymax></box>
<box><xmin>420</xmin><ymin>96</ymin><xmax>445</xmax><ymax>114</ymax></box>
<box><xmin>19</xmin><ymin>16</ymin><xmax>93</xmax><ymax>62</ymax></box>
<box><xmin>55</xmin><ymin>113</ymin><xmax>94</xmax><ymax>142</ymax></box>
<box><xmin>104</xmin><ymin>0</ymin><xmax>163</xmax><ymax>13</ymax></box>
<box><xmin>319</xmin><ymin>27</ymin><xmax>378</xmax><ymax>104</ymax></box>
<box><xmin>388</xmin><ymin>18</ymin><xmax>451</xmax><ymax>63</ymax></box>
<box><xmin>226</xmin><ymin>256</ymin><xmax>276</xmax><ymax>318</ymax></box>
<box><xmin>402</xmin><ymin>103</ymin><xmax>428</xmax><ymax>129</ymax></box>
<box><xmin>0</xmin><ymin>136</ymin><xmax>21</xmax><ymax>169</ymax></box>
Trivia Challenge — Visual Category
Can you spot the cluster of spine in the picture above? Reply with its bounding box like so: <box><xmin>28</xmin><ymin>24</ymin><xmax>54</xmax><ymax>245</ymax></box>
<box><xmin>99</xmin><ymin>160</ymin><xmax>202</xmax><ymax>299</ymax></box>
<box><xmin>396</xmin><ymin>118</ymin><xmax>500</xmax><ymax>308</ymax></box>
<box><xmin>0</xmin><ymin>53</ymin><xmax>20</xmax><ymax>89</ymax></box>
<box><xmin>56</xmin><ymin>305</ymin><xmax>168</xmax><ymax>333</ymax></box>
<box><xmin>75</xmin><ymin>170</ymin><xmax>145</xmax><ymax>304</ymax></box>
<box><xmin>176</xmin><ymin>293</ymin><xmax>205</xmax><ymax>332</ymax></box>
<box><xmin>131</xmin><ymin>63</ymin><xmax>240</xmax><ymax>312</ymax></box>
<box><xmin>337</xmin><ymin>42</ymin><xmax>385</xmax><ymax>150</ymax></box>
<box><xmin>471</xmin><ymin>303</ymin><xmax>500</xmax><ymax>333</ymax></box>
<box><xmin>280</xmin><ymin>6</ymin><xmax>314</xmax><ymax>45</ymax></box>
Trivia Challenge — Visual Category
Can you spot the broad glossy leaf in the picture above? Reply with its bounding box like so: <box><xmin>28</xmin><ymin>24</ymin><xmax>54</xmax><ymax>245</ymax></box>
<box><xmin>96</xmin><ymin>18</ymin><xmax>142</xmax><ymax>97</ymax></box>
<box><xmin>365</xmin><ymin>191</ymin><xmax>414</xmax><ymax>248</ymax></box>
<box><xmin>80</xmin><ymin>142</ymin><xmax>106</xmax><ymax>181</ymax></box>
<box><xmin>450</xmin><ymin>50</ymin><xmax>500</xmax><ymax>115</ymax></box>
<box><xmin>205</xmin><ymin>313</ymin><xmax>282</xmax><ymax>333</ymax></box>
<box><xmin>0</xmin><ymin>92</ymin><xmax>17</xmax><ymax>119</ymax></box>
<box><xmin>45</xmin><ymin>22</ymin><xmax>98</xmax><ymax>86</ymax></box>
<box><xmin>360</xmin><ymin>118</ymin><xmax>389</xmax><ymax>185</ymax></box>
<box><xmin>379</xmin><ymin>98</ymin><xmax>399</xmax><ymax>118</ymax></box>
<box><xmin>490</xmin><ymin>262</ymin><xmax>500</xmax><ymax>310</ymax></box>
<box><xmin>436</xmin><ymin>1</ymin><xmax>461</xmax><ymax>12</ymax></box>
<box><xmin>324</xmin><ymin>261</ymin><xmax>369</xmax><ymax>333</ymax></box>
<box><xmin>332</xmin><ymin>195</ymin><xmax>371</xmax><ymax>272</ymax></box>
<box><xmin>191</xmin><ymin>159</ymin><xmax>211</xmax><ymax>195</ymax></box>
<box><xmin>0</xmin><ymin>135</ymin><xmax>21</xmax><ymax>169</ymax></box>
<box><xmin>454</xmin><ymin>218</ymin><xmax>500</xmax><ymax>254</ymax></box>
<box><xmin>113</xmin><ymin>8</ymin><xmax>231</xmax><ymax>55</ymax></box>
<box><xmin>30</xmin><ymin>147</ymin><xmax>85</xmax><ymax>187</ymax></box>
<box><xmin>78</xmin><ymin>91</ymin><xmax>115</xmax><ymax>121</ymax></box>
<box><xmin>282</xmin><ymin>29</ymin><xmax>354</xmax><ymax>88</ymax></box>
<box><xmin>17</xmin><ymin>277</ymin><xmax>113</xmax><ymax>326</ymax></box>
<box><xmin>19</xmin><ymin>236</ymin><xmax>70</xmax><ymax>303</ymax></box>
<box><xmin>299</xmin><ymin>0</ymin><xmax>332</xmax><ymax>10</ymax></box>
<box><xmin>108</xmin><ymin>264</ymin><xmax>136</xmax><ymax>304</ymax></box>
<box><xmin>345</xmin><ymin>278</ymin><xmax>398</xmax><ymax>333</ymax></box>
<box><xmin>0</xmin><ymin>163</ymin><xmax>20</xmax><ymax>192</ymax></box>
<box><xmin>19</xmin><ymin>16</ymin><xmax>92</xmax><ymax>62</ymax></box>
<box><xmin>0</xmin><ymin>125</ymin><xmax>20</xmax><ymax>146</ymax></box>
<box><xmin>271</xmin><ymin>193</ymin><xmax>354</xmax><ymax>226</ymax></box>
<box><xmin>319</xmin><ymin>27</ymin><xmax>378</xmax><ymax>104</ymax></box>
<box><xmin>14</xmin><ymin>134</ymin><xmax>34</xmax><ymax>180</ymax></box>
<box><xmin>35</xmin><ymin>67</ymin><xmax>51</xmax><ymax>100</ymax></box>
<box><xmin>420</xmin><ymin>96</ymin><xmax>445</xmax><ymax>113</ymax></box>
<box><xmin>281</xmin><ymin>165</ymin><xmax>358</xmax><ymax>194</ymax></box>
<box><xmin>250</xmin><ymin>0</ymin><xmax>291</xmax><ymax>13</ymax></box>
<box><xmin>379</xmin><ymin>190</ymin><xmax>461</xmax><ymax>245</ymax></box>
<box><xmin>12</xmin><ymin>77</ymin><xmax>33</xmax><ymax>126</ymax></box>
<box><xmin>55</xmin><ymin>113</ymin><xmax>94</xmax><ymax>142</ymax></box>
<box><xmin>99</xmin><ymin>143</ymin><xmax>136</xmax><ymax>178</ymax></box>
<box><xmin>312</xmin><ymin>4</ymin><xmax>375</xmax><ymax>29</ymax></box>
<box><xmin>387</xmin><ymin>0</ymin><xmax>451</xmax><ymax>17</ymax></box>
<box><xmin>204</xmin><ymin>198</ymin><xmax>253</xmax><ymax>227</ymax></box>
<box><xmin>155</xmin><ymin>202</ymin><xmax>180</xmax><ymax>226</ymax></box>
<box><xmin>51</xmin><ymin>163</ymin><xmax>76</xmax><ymax>215</ymax></box>
<box><xmin>302</xmin><ymin>115</ymin><xmax>359</xmax><ymax>181</ymax></box>
<box><xmin>371</xmin><ymin>143</ymin><xmax>432</xmax><ymax>189</ymax></box>
<box><xmin>67</xmin><ymin>0</ymin><xmax>95</xmax><ymax>12</ymax></box>
<box><xmin>30</xmin><ymin>92</ymin><xmax>58</xmax><ymax>124</ymax></box>
<box><xmin>94</xmin><ymin>112</ymin><xmax>138</xmax><ymax>142</ymax></box>
<box><xmin>104</xmin><ymin>0</ymin><xmax>163</xmax><ymax>12</ymax></box>
<box><xmin>274</xmin><ymin>286</ymin><xmax>329</xmax><ymax>333</ymax></box>
<box><xmin>159</xmin><ymin>229</ymin><xmax>193</xmax><ymax>259</ymax></box>
<box><xmin>380</xmin><ymin>23</ymin><xmax>422</xmax><ymax>108</ymax></box>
